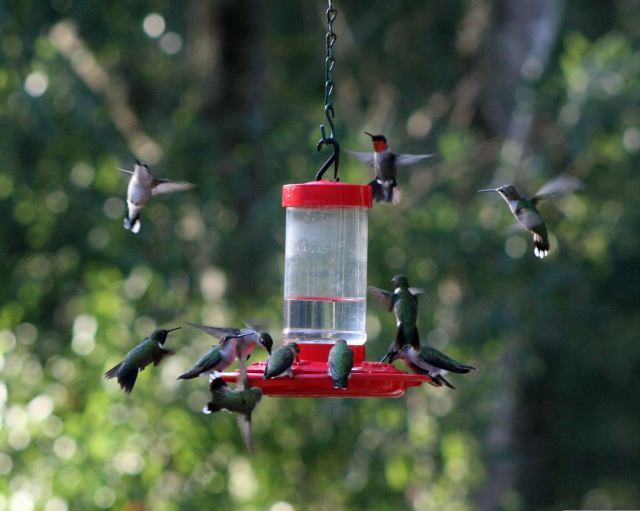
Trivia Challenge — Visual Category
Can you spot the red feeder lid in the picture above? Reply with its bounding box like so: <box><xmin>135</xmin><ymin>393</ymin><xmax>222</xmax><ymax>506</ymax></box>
<box><xmin>282</xmin><ymin>181</ymin><xmax>372</xmax><ymax>208</ymax></box>
<box><xmin>221</xmin><ymin>344</ymin><xmax>431</xmax><ymax>398</ymax></box>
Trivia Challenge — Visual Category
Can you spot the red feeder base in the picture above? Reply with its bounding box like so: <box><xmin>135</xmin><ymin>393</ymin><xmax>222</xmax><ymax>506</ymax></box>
<box><xmin>220</xmin><ymin>343</ymin><xmax>431</xmax><ymax>398</ymax></box>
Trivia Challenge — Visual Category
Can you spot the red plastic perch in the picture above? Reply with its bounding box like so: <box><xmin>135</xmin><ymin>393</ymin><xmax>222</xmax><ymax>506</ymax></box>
<box><xmin>220</xmin><ymin>343</ymin><xmax>431</xmax><ymax>398</ymax></box>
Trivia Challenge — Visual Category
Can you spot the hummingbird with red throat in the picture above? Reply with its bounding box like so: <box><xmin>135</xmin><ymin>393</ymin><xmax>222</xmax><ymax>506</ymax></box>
<box><xmin>348</xmin><ymin>132</ymin><xmax>432</xmax><ymax>204</ymax></box>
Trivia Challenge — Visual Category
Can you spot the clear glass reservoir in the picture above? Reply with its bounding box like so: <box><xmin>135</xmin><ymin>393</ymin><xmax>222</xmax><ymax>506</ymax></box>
<box><xmin>282</xmin><ymin>181</ymin><xmax>372</xmax><ymax>345</ymax></box>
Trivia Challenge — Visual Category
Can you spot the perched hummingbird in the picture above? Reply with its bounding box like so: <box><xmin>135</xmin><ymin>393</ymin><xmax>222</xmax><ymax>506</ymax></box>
<box><xmin>369</xmin><ymin>274</ymin><xmax>424</xmax><ymax>363</ymax></box>
<box><xmin>203</xmin><ymin>360</ymin><xmax>262</xmax><ymax>454</ymax></box>
<box><xmin>104</xmin><ymin>327</ymin><xmax>180</xmax><ymax>394</ymax></box>
<box><xmin>348</xmin><ymin>132</ymin><xmax>432</xmax><ymax>204</ymax></box>
<box><xmin>120</xmin><ymin>160</ymin><xmax>194</xmax><ymax>233</ymax></box>
<box><xmin>263</xmin><ymin>342</ymin><xmax>300</xmax><ymax>380</ymax></box>
<box><xmin>327</xmin><ymin>339</ymin><xmax>354</xmax><ymax>389</ymax></box>
<box><xmin>390</xmin><ymin>344</ymin><xmax>477</xmax><ymax>389</ymax></box>
<box><xmin>177</xmin><ymin>334</ymin><xmax>242</xmax><ymax>380</ymax></box>
<box><xmin>186</xmin><ymin>323</ymin><xmax>273</xmax><ymax>361</ymax></box>
<box><xmin>478</xmin><ymin>174</ymin><xmax>584</xmax><ymax>258</ymax></box>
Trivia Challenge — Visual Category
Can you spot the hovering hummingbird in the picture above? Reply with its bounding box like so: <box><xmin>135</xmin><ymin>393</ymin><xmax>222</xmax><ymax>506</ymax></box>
<box><xmin>263</xmin><ymin>342</ymin><xmax>300</xmax><ymax>380</ymax></box>
<box><xmin>119</xmin><ymin>160</ymin><xmax>194</xmax><ymax>233</ymax></box>
<box><xmin>390</xmin><ymin>344</ymin><xmax>477</xmax><ymax>389</ymax></box>
<box><xmin>203</xmin><ymin>360</ymin><xmax>262</xmax><ymax>454</ymax></box>
<box><xmin>186</xmin><ymin>323</ymin><xmax>273</xmax><ymax>361</ymax></box>
<box><xmin>104</xmin><ymin>327</ymin><xmax>180</xmax><ymax>394</ymax></box>
<box><xmin>369</xmin><ymin>274</ymin><xmax>424</xmax><ymax>363</ymax></box>
<box><xmin>327</xmin><ymin>339</ymin><xmax>354</xmax><ymax>389</ymax></box>
<box><xmin>348</xmin><ymin>132</ymin><xmax>432</xmax><ymax>203</ymax></box>
<box><xmin>177</xmin><ymin>334</ymin><xmax>243</xmax><ymax>380</ymax></box>
<box><xmin>478</xmin><ymin>174</ymin><xmax>584</xmax><ymax>258</ymax></box>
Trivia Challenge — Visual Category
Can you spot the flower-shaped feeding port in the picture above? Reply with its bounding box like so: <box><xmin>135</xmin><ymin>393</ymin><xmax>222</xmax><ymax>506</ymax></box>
<box><xmin>221</xmin><ymin>181</ymin><xmax>432</xmax><ymax>397</ymax></box>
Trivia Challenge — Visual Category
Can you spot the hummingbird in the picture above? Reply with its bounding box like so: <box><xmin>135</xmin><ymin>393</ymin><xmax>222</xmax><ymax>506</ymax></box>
<box><xmin>203</xmin><ymin>359</ymin><xmax>262</xmax><ymax>454</ymax></box>
<box><xmin>369</xmin><ymin>274</ymin><xmax>424</xmax><ymax>363</ymax></box>
<box><xmin>390</xmin><ymin>344</ymin><xmax>477</xmax><ymax>389</ymax></box>
<box><xmin>104</xmin><ymin>327</ymin><xmax>180</xmax><ymax>394</ymax></box>
<box><xmin>177</xmin><ymin>334</ymin><xmax>243</xmax><ymax>380</ymax></box>
<box><xmin>120</xmin><ymin>160</ymin><xmax>194</xmax><ymax>233</ymax></box>
<box><xmin>348</xmin><ymin>132</ymin><xmax>432</xmax><ymax>204</ymax></box>
<box><xmin>478</xmin><ymin>174</ymin><xmax>584</xmax><ymax>258</ymax></box>
<box><xmin>186</xmin><ymin>323</ymin><xmax>273</xmax><ymax>361</ymax></box>
<box><xmin>327</xmin><ymin>339</ymin><xmax>354</xmax><ymax>389</ymax></box>
<box><xmin>263</xmin><ymin>342</ymin><xmax>300</xmax><ymax>380</ymax></box>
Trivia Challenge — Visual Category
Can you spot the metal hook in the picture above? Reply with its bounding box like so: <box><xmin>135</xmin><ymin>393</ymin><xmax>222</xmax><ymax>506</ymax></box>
<box><xmin>315</xmin><ymin>124</ymin><xmax>340</xmax><ymax>181</ymax></box>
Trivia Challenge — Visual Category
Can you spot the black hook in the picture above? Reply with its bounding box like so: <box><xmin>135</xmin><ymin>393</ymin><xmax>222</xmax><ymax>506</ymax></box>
<box><xmin>315</xmin><ymin>124</ymin><xmax>340</xmax><ymax>181</ymax></box>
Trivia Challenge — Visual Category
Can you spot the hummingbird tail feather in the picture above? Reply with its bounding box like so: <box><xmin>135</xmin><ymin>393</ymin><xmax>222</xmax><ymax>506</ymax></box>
<box><xmin>177</xmin><ymin>369</ymin><xmax>200</xmax><ymax>380</ymax></box>
<box><xmin>392</xmin><ymin>187</ymin><xmax>401</xmax><ymax>205</ymax></box>
<box><xmin>532</xmin><ymin>233</ymin><xmax>549</xmax><ymax>258</ymax></box>
<box><xmin>123</xmin><ymin>214</ymin><xmax>141</xmax><ymax>234</ymax></box>
<box><xmin>411</xmin><ymin>326</ymin><xmax>420</xmax><ymax>351</ymax></box>
<box><xmin>450</xmin><ymin>365</ymin><xmax>476</xmax><ymax>374</ymax></box>
<box><xmin>395</xmin><ymin>325</ymin><xmax>410</xmax><ymax>351</ymax></box>
<box><xmin>436</xmin><ymin>374</ymin><xmax>456</xmax><ymax>389</ymax></box>
<box><xmin>369</xmin><ymin>179</ymin><xmax>391</xmax><ymax>203</ymax></box>
<box><xmin>331</xmin><ymin>375</ymin><xmax>349</xmax><ymax>389</ymax></box>
<box><xmin>117</xmin><ymin>369</ymin><xmax>138</xmax><ymax>394</ymax></box>
<box><xmin>104</xmin><ymin>362</ymin><xmax>123</xmax><ymax>379</ymax></box>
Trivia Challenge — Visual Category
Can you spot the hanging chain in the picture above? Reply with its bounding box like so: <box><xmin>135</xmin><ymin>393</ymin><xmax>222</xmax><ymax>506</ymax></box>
<box><xmin>323</xmin><ymin>0</ymin><xmax>337</xmax><ymax>138</ymax></box>
<box><xmin>315</xmin><ymin>0</ymin><xmax>340</xmax><ymax>181</ymax></box>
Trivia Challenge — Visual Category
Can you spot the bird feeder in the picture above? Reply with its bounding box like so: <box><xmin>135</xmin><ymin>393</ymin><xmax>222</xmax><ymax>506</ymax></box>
<box><xmin>219</xmin><ymin>1</ymin><xmax>430</xmax><ymax>396</ymax></box>
<box><xmin>221</xmin><ymin>181</ymin><xmax>430</xmax><ymax>397</ymax></box>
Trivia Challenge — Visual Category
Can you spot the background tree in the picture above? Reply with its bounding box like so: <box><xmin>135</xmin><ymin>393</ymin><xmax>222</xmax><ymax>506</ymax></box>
<box><xmin>1</xmin><ymin>1</ymin><xmax>639</xmax><ymax>510</ymax></box>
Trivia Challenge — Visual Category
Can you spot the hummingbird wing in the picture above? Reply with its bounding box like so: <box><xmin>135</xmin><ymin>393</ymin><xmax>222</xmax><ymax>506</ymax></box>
<box><xmin>151</xmin><ymin>179</ymin><xmax>195</xmax><ymax>196</ymax></box>
<box><xmin>532</xmin><ymin>174</ymin><xmax>584</xmax><ymax>202</ymax></box>
<box><xmin>421</xmin><ymin>347</ymin><xmax>476</xmax><ymax>373</ymax></box>
<box><xmin>177</xmin><ymin>346</ymin><xmax>222</xmax><ymax>379</ymax></box>
<box><xmin>347</xmin><ymin>150</ymin><xmax>375</xmax><ymax>167</ymax></box>
<box><xmin>187</xmin><ymin>323</ymin><xmax>244</xmax><ymax>339</ymax></box>
<box><xmin>236</xmin><ymin>412</ymin><xmax>255</xmax><ymax>454</ymax></box>
<box><xmin>517</xmin><ymin>208</ymin><xmax>546</xmax><ymax>231</ymax></box>
<box><xmin>153</xmin><ymin>347</ymin><xmax>175</xmax><ymax>366</ymax></box>
<box><xmin>263</xmin><ymin>346</ymin><xmax>295</xmax><ymax>379</ymax></box>
<box><xmin>236</xmin><ymin>357</ymin><xmax>249</xmax><ymax>391</ymax></box>
<box><xmin>328</xmin><ymin>343</ymin><xmax>354</xmax><ymax>389</ymax></box>
<box><xmin>244</xmin><ymin>322</ymin><xmax>265</xmax><ymax>332</ymax></box>
<box><xmin>368</xmin><ymin>286</ymin><xmax>395</xmax><ymax>312</ymax></box>
<box><xmin>394</xmin><ymin>154</ymin><xmax>433</xmax><ymax>166</ymax></box>
<box><xmin>408</xmin><ymin>287</ymin><xmax>424</xmax><ymax>296</ymax></box>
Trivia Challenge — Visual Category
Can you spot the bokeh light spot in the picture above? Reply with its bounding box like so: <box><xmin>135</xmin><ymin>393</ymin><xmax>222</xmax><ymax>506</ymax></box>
<box><xmin>143</xmin><ymin>13</ymin><xmax>166</xmax><ymax>38</ymax></box>
<box><xmin>24</xmin><ymin>71</ymin><xmax>49</xmax><ymax>97</ymax></box>
<box><xmin>160</xmin><ymin>32</ymin><xmax>183</xmax><ymax>54</ymax></box>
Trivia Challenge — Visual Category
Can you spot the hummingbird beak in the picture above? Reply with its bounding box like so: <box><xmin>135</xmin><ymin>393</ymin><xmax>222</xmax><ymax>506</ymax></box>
<box><xmin>477</xmin><ymin>188</ymin><xmax>497</xmax><ymax>193</ymax></box>
<box><xmin>364</xmin><ymin>131</ymin><xmax>374</xmax><ymax>138</ymax></box>
<box><xmin>166</xmin><ymin>327</ymin><xmax>181</xmax><ymax>334</ymax></box>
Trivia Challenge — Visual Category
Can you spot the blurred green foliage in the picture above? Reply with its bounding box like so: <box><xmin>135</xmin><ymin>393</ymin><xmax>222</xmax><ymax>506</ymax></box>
<box><xmin>1</xmin><ymin>1</ymin><xmax>640</xmax><ymax>510</ymax></box>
